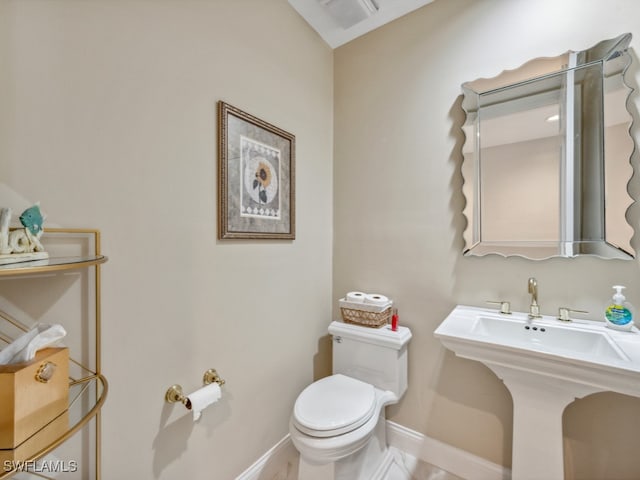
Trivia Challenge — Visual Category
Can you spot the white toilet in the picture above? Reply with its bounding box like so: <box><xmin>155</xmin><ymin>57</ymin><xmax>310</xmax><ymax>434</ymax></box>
<box><xmin>289</xmin><ymin>320</ymin><xmax>412</xmax><ymax>480</ymax></box>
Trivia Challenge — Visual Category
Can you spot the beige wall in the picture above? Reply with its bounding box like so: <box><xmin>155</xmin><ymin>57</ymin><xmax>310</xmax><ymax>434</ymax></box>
<box><xmin>0</xmin><ymin>1</ymin><xmax>333</xmax><ymax>479</ymax></box>
<box><xmin>4</xmin><ymin>0</ymin><xmax>640</xmax><ymax>478</ymax></box>
<box><xmin>334</xmin><ymin>0</ymin><xmax>640</xmax><ymax>477</ymax></box>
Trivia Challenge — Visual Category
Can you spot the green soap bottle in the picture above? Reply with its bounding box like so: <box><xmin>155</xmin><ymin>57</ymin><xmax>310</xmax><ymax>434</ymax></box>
<box><xmin>604</xmin><ymin>285</ymin><xmax>634</xmax><ymax>331</ymax></box>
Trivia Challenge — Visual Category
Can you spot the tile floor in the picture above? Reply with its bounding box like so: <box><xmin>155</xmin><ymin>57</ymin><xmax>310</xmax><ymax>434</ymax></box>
<box><xmin>387</xmin><ymin>447</ymin><xmax>464</xmax><ymax>480</ymax></box>
<box><xmin>278</xmin><ymin>445</ymin><xmax>464</xmax><ymax>480</ymax></box>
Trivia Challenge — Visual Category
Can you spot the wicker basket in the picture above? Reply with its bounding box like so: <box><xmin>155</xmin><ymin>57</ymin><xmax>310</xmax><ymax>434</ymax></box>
<box><xmin>340</xmin><ymin>305</ymin><xmax>392</xmax><ymax>328</ymax></box>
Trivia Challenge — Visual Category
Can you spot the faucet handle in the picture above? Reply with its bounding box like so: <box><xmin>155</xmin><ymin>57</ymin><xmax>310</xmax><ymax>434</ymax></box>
<box><xmin>487</xmin><ymin>300</ymin><xmax>512</xmax><ymax>314</ymax></box>
<box><xmin>558</xmin><ymin>307</ymin><xmax>588</xmax><ymax>322</ymax></box>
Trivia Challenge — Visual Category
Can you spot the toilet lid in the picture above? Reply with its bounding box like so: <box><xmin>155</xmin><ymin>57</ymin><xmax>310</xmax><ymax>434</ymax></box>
<box><xmin>293</xmin><ymin>374</ymin><xmax>376</xmax><ymax>437</ymax></box>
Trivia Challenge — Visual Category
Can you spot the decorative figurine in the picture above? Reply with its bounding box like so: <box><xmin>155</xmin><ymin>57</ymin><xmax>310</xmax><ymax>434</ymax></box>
<box><xmin>0</xmin><ymin>204</ymin><xmax>48</xmax><ymax>264</ymax></box>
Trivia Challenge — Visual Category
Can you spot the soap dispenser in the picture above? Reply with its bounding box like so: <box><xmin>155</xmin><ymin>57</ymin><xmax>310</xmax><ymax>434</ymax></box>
<box><xmin>604</xmin><ymin>285</ymin><xmax>634</xmax><ymax>331</ymax></box>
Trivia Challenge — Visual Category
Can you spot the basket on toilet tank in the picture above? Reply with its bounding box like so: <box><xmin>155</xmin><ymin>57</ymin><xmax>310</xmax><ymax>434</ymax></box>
<box><xmin>339</xmin><ymin>293</ymin><xmax>392</xmax><ymax>328</ymax></box>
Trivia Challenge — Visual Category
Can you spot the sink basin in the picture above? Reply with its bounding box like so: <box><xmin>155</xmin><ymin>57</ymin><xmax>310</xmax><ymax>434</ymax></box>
<box><xmin>472</xmin><ymin>313</ymin><xmax>629</xmax><ymax>363</ymax></box>
<box><xmin>435</xmin><ymin>305</ymin><xmax>640</xmax><ymax>397</ymax></box>
<box><xmin>434</xmin><ymin>305</ymin><xmax>640</xmax><ymax>480</ymax></box>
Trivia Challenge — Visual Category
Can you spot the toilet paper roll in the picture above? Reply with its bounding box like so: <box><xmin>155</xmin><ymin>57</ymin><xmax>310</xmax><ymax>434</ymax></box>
<box><xmin>364</xmin><ymin>294</ymin><xmax>389</xmax><ymax>306</ymax></box>
<box><xmin>346</xmin><ymin>291</ymin><xmax>367</xmax><ymax>303</ymax></box>
<box><xmin>185</xmin><ymin>383</ymin><xmax>222</xmax><ymax>421</ymax></box>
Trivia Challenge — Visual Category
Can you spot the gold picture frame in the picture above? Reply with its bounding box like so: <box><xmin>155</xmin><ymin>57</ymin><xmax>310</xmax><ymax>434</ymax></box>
<box><xmin>217</xmin><ymin>101</ymin><xmax>295</xmax><ymax>239</ymax></box>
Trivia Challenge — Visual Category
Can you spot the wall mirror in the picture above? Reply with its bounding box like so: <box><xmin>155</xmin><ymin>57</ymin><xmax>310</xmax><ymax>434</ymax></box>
<box><xmin>461</xmin><ymin>33</ymin><xmax>635</xmax><ymax>260</ymax></box>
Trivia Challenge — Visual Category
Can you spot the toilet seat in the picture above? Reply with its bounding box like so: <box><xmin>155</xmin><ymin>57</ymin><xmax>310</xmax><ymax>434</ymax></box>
<box><xmin>293</xmin><ymin>374</ymin><xmax>376</xmax><ymax>438</ymax></box>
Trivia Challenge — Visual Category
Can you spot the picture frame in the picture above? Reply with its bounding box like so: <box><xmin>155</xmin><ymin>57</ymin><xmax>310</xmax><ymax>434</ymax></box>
<box><xmin>217</xmin><ymin>101</ymin><xmax>295</xmax><ymax>239</ymax></box>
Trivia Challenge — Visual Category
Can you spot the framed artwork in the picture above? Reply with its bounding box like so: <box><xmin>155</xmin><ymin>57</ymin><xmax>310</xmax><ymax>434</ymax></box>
<box><xmin>217</xmin><ymin>101</ymin><xmax>295</xmax><ymax>239</ymax></box>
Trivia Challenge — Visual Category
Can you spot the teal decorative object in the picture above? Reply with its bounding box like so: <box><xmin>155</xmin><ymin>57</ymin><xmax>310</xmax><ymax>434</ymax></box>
<box><xmin>19</xmin><ymin>204</ymin><xmax>44</xmax><ymax>236</ymax></box>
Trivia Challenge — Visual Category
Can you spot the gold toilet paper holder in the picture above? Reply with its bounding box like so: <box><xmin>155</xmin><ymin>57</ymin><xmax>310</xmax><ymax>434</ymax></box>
<box><xmin>165</xmin><ymin>368</ymin><xmax>225</xmax><ymax>405</ymax></box>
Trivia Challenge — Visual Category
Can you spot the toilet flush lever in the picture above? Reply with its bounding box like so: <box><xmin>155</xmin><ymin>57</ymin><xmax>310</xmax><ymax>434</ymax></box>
<box><xmin>334</xmin><ymin>336</ymin><xmax>342</xmax><ymax>344</ymax></box>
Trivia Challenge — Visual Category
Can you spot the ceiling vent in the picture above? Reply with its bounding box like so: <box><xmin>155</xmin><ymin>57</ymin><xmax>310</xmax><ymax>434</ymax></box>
<box><xmin>318</xmin><ymin>0</ymin><xmax>379</xmax><ymax>29</ymax></box>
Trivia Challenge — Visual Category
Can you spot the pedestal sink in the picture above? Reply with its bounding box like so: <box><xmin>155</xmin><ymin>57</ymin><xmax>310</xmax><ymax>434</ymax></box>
<box><xmin>434</xmin><ymin>305</ymin><xmax>640</xmax><ymax>480</ymax></box>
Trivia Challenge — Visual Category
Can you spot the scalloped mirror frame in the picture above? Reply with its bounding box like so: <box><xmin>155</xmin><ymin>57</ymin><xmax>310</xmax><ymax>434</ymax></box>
<box><xmin>461</xmin><ymin>33</ymin><xmax>635</xmax><ymax>260</ymax></box>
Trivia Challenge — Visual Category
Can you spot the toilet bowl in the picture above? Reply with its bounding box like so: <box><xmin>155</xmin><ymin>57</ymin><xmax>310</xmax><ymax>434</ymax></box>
<box><xmin>289</xmin><ymin>321</ymin><xmax>412</xmax><ymax>480</ymax></box>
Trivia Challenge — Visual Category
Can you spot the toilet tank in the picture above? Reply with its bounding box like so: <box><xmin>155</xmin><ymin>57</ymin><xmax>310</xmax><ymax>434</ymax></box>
<box><xmin>328</xmin><ymin>321</ymin><xmax>412</xmax><ymax>398</ymax></box>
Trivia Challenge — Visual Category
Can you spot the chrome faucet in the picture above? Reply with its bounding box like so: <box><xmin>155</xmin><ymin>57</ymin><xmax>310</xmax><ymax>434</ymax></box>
<box><xmin>528</xmin><ymin>277</ymin><xmax>542</xmax><ymax>319</ymax></box>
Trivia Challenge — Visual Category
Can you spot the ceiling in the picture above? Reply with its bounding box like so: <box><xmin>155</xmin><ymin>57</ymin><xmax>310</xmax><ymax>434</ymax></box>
<box><xmin>288</xmin><ymin>0</ymin><xmax>434</xmax><ymax>49</ymax></box>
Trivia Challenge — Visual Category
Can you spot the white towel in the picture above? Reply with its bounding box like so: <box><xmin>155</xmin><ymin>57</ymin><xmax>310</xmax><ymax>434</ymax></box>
<box><xmin>0</xmin><ymin>323</ymin><xmax>66</xmax><ymax>365</ymax></box>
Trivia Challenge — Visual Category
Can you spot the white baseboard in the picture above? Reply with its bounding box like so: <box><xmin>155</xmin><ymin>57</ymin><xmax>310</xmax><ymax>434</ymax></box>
<box><xmin>236</xmin><ymin>421</ymin><xmax>511</xmax><ymax>480</ymax></box>
<box><xmin>235</xmin><ymin>434</ymin><xmax>298</xmax><ymax>480</ymax></box>
<box><xmin>386</xmin><ymin>421</ymin><xmax>511</xmax><ymax>480</ymax></box>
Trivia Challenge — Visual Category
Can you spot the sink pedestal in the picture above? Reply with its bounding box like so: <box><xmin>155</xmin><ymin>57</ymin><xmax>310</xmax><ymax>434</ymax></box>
<box><xmin>491</xmin><ymin>365</ymin><xmax>605</xmax><ymax>480</ymax></box>
<box><xmin>435</xmin><ymin>305</ymin><xmax>640</xmax><ymax>480</ymax></box>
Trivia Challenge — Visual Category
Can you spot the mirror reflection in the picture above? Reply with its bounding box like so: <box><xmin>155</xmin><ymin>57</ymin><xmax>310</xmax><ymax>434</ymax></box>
<box><xmin>461</xmin><ymin>33</ymin><xmax>635</xmax><ymax>260</ymax></box>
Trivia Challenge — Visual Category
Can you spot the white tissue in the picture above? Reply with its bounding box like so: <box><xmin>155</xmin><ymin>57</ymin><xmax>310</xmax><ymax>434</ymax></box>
<box><xmin>0</xmin><ymin>324</ymin><xmax>66</xmax><ymax>365</ymax></box>
<box><xmin>186</xmin><ymin>383</ymin><xmax>222</xmax><ymax>421</ymax></box>
<box><xmin>364</xmin><ymin>294</ymin><xmax>389</xmax><ymax>306</ymax></box>
<box><xmin>346</xmin><ymin>291</ymin><xmax>366</xmax><ymax>303</ymax></box>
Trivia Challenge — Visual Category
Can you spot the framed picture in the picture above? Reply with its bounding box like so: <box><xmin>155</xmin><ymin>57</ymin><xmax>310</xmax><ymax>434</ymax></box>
<box><xmin>218</xmin><ymin>101</ymin><xmax>295</xmax><ymax>239</ymax></box>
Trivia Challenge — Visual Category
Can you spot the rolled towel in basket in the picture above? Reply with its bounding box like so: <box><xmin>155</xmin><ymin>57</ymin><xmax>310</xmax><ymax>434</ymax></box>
<box><xmin>346</xmin><ymin>291</ymin><xmax>367</xmax><ymax>303</ymax></box>
<box><xmin>364</xmin><ymin>294</ymin><xmax>389</xmax><ymax>306</ymax></box>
